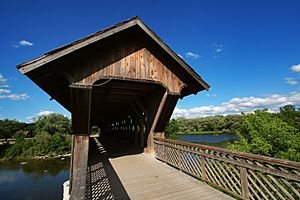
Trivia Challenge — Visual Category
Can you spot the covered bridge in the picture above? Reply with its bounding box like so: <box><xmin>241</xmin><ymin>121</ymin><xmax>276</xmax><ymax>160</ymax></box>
<box><xmin>17</xmin><ymin>17</ymin><xmax>210</xmax><ymax>199</ymax></box>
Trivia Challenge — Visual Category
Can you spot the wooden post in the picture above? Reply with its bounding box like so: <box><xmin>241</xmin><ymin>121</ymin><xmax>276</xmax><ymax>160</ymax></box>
<box><xmin>133</xmin><ymin>117</ymin><xmax>139</xmax><ymax>147</ymax></box>
<box><xmin>200</xmin><ymin>156</ymin><xmax>207</xmax><ymax>181</ymax></box>
<box><xmin>139</xmin><ymin>118</ymin><xmax>144</xmax><ymax>150</ymax></box>
<box><xmin>240</xmin><ymin>167</ymin><xmax>250</xmax><ymax>200</ymax></box>
<box><xmin>69</xmin><ymin>87</ymin><xmax>91</xmax><ymax>199</ymax></box>
<box><xmin>70</xmin><ymin>135</ymin><xmax>89</xmax><ymax>200</ymax></box>
<box><xmin>147</xmin><ymin>91</ymin><xmax>168</xmax><ymax>156</ymax></box>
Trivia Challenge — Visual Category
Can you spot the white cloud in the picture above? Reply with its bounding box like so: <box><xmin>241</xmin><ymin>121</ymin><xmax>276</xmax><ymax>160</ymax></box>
<box><xmin>0</xmin><ymin>94</ymin><xmax>30</xmax><ymax>100</ymax></box>
<box><xmin>0</xmin><ymin>73</ymin><xmax>9</xmax><ymax>88</ymax></box>
<box><xmin>285</xmin><ymin>77</ymin><xmax>298</xmax><ymax>85</ymax></box>
<box><xmin>0</xmin><ymin>89</ymin><xmax>11</xmax><ymax>94</ymax></box>
<box><xmin>205</xmin><ymin>93</ymin><xmax>217</xmax><ymax>97</ymax></box>
<box><xmin>290</xmin><ymin>64</ymin><xmax>300</xmax><ymax>72</ymax></box>
<box><xmin>185</xmin><ymin>52</ymin><xmax>201</xmax><ymax>59</ymax></box>
<box><xmin>172</xmin><ymin>91</ymin><xmax>300</xmax><ymax>118</ymax></box>
<box><xmin>216</xmin><ymin>48</ymin><xmax>222</xmax><ymax>53</ymax></box>
<box><xmin>26</xmin><ymin>116</ymin><xmax>35</xmax><ymax>123</ymax></box>
<box><xmin>12</xmin><ymin>44</ymin><xmax>19</xmax><ymax>48</ymax></box>
<box><xmin>19</xmin><ymin>40</ymin><xmax>33</xmax><ymax>46</ymax></box>
<box><xmin>210</xmin><ymin>43</ymin><xmax>223</xmax><ymax>59</ymax></box>
<box><xmin>0</xmin><ymin>74</ymin><xmax>30</xmax><ymax>100</ymax></box>
<box><xmin>26</xmin><ymin>110</ymin><xmax>54</xmax><ymax>122</ymax></box>
<box><xmin>37</xmin><ymin>110</ymin><xmax>54</xmax><ymax>116</ymax></box>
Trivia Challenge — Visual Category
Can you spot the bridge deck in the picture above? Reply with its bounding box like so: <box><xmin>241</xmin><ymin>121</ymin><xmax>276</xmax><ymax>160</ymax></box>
<box><xmin>85</xmin><ymin>137</ymin><xmax>233</xmax><ymax>200</ymax></box>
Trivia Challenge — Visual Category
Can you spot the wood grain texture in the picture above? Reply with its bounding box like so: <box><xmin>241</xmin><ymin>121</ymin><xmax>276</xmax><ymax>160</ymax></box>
<box><xmin>110</xmin><ymin>152</ymin><xmax>234</xmax><ymax>200</ymax></box>
<box><xmin>75</xmin><ymin>48</ymin><xmax>185</xmax><ymax>94</ymax></box>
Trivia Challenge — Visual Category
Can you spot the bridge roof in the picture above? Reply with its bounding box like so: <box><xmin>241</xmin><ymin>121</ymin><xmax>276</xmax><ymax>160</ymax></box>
<box><xmin>17</xmin><ymin>16</ymin><xmax>209</xmax><ymax>92</ymax></box>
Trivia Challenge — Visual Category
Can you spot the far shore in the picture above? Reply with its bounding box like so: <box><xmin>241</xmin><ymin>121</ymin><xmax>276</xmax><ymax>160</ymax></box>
<box><xmin>176</xmin><ymin>130</ymin><xmax>236</xmax><ymax>135</ymax></box>
<box><xmin>0</xmin><ymin>153</ymin><xmax>71</xmax><ymax>162</ymax></box>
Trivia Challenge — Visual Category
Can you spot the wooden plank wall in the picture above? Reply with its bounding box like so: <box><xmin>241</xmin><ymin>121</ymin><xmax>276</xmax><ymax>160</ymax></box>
<box><xmin>76</xmin><ymin>48</ymin><xmax>185</xmax><ymax>94</ymax></box>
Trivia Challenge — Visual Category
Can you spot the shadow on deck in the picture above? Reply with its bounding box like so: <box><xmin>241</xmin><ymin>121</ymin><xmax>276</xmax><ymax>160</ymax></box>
<box><xmin>85</xmin><ymin>136</ymin><xmax>139</xmax><ymax>200</ymax></box>
<box><xmin>85</xmin><ymin>136</ymin><xmax>233</xmax><ymax>200</ymax></box>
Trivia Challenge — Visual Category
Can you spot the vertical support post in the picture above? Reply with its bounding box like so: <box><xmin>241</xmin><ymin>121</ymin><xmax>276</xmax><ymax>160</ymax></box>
<box><xmin>177</xmin><ymin>146</ymin><xmax>183</xmax><ymax>171</ymax></box>
<box><xmin>69</xmin><ymin>86</ymin><xmax>91</xmax><ymax>200</ymax></box>
<box><xmin>200</xmin><ymin>156</ymin><xmax>207</xmax><ymax>181</ymax></box>
<box><xmin>70</xmin><ymin>135</ymin><xmax>89</xmax><ymax>199</ymax></box>
<box><xmin>133</xmin><ymin>117</ymin><xmax>139</xmax><ymax>147</ymax></box>
<box><xmin>139</xmin><ymin>118</ymin><xmax>144</xmax><ymax>150</ymax></box>
<box><xmin>69</xmin><ymin>135</ymin><xmax>75</xmax><ymax>194</ymax></box>
<box><xmin>147</xmin><ymin>91</ymin><xmax>168</xmax><ymax>156</ymax></box>
<box><xmin>240</xmin><ymin>167</ymin><xmax>250</xmax><ymax>200</ymax></box>
<box><xmin>162</xmin><ymin>140</ymin><xmax>165</xmax><ymax>161</ymax></box>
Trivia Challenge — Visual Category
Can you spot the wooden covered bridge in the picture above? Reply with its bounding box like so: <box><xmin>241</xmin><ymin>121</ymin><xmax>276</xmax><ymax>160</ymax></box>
<box><xmin>17</xmin><ymin>17</ymin><xmax>300</xmax><ymax>200</ymax></box>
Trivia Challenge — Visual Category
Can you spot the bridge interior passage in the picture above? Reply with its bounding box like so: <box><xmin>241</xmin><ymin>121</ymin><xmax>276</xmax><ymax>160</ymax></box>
<box><xmin>91</xmin><ymin>79</ymin><xmax>171</xmax><ymax>151</ymax></box>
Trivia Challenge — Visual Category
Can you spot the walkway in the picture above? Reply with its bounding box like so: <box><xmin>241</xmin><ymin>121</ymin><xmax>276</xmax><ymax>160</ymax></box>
<box><xmin>85</xmin><ymin>137</ymin><xmax>233</xmax><ymax>200</ymax></box>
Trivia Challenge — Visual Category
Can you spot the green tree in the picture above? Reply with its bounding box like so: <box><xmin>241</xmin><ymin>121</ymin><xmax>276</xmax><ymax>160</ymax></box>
<box><xmin>224</xmin><ymin>115</ymin><xmax>243</xmax><ymax>132</ymax></box>
<box><xmin>278</xmin><ymin>105</ymin><xmax>300</xmax><ymax>131</ymax></box>
<box><xmin>34</xmin><ymin>113</ymin><xmax>71</xmax><ymax>135</ymax></box>
<box><xmin>0</xmin><ymin>119</ymin><xmax>26</xmax><ymax>140</ymax></box>
<box><xmin>165</xmin><ymin>119</ymin><xmax>179</xmax><ymax>134</ymax></box>
<box><xmin>229</xmin><ymin>110</ymin><xmax>300</xmax><ymax>162</ymax></box>
<box><xmin>165</xmin><ymin>119</ymin><xmax>179</xmax><ymax>140</ymax></box>
<box><xmin>0</xmin><ymin>113</ymin><xmax>72</xmax><ymax>159</ymax></box>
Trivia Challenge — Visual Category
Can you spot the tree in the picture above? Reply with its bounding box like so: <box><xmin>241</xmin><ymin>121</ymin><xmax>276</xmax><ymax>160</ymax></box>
<box><xmin>165</xmin><ymin>119</ymin><xmax>179</xmax><ymax>139</ymax></box>
<box><xmin>224</xmin><ymin>115</ymin><xmax>243</xmax><ymax>132</ymax></box>
<box><xmin>278</xmin><ymin>104</ymin><xmax>300</xmax><ymax>131</ymax></box>
<box><xmin>229</xmin><ymin>110</ymin><xmax>300</xmax><ymax>162</ymax></box>
<box><xmin>34</xmin><ymin>113</ymin><xmax>71</xmax><ymax>135</ymax></box>
<box><xmin>0</xmin><ymin>119</ymin><xmax>26</xmax><ymax>140</ymax></box>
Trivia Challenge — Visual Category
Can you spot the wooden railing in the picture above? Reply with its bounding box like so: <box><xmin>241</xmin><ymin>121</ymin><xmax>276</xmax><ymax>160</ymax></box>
<box><xmin>154</xmin><ymin>138</ymin><xmax>300</xmax><ymax>200</ymax></box>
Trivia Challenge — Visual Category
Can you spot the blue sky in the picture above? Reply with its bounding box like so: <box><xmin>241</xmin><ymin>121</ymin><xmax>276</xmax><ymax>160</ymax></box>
<box><xmin>1</xmin><ymin>0</ymin><xmax>300</xmax><ymax>121</ymax></box>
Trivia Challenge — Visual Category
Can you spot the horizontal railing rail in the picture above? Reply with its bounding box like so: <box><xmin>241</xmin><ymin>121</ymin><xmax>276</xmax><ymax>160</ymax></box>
<box><xmin>154</xmin><ymin>137</ymin><xmax>300</xmax><ymax>200</ymax></box>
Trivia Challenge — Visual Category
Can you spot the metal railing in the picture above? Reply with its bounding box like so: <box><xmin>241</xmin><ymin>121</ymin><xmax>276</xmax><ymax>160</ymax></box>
<box><xmin>154</xmin><ymin>138</ymin><xmax>300</xmax><ymax>200</ymax></box>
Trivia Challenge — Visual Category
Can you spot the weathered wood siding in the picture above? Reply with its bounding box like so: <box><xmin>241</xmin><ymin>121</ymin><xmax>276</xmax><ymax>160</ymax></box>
<box><xmin>75</xmin><ymin>48</ymin><xmax>185</xmax><ymax>94</ymax></box>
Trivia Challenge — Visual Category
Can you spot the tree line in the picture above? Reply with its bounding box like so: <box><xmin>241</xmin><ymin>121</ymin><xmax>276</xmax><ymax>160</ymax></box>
<box><xmin>1</xmin><ymin>105</ymin><xmax>299</xmax><ymax>161</ymax></box>
<box><xmin>166</xmin><ymin>105</ymin><xmax>300</xmax><ymax>162</ymax></box>
<box><xmin>0</xmin><ymin>113</ymin><xmax>72</xmax><ymax>159</ymax></box>
<box><xmin>165</xmin><ymin>115</ymin><xmax>243</xmax><ymax>135</ymax></box>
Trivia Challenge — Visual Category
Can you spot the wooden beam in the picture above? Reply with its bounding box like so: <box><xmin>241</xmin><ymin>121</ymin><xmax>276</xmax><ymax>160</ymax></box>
<box><xmin>69</xmin><ymin>87</ymin><xmax>91</xmax><ymax>198</ymax></box>
<box><xmin>147</xmin><ymin>90</ymin><xmax>168</xmax><ymax>156</ymax></box>
<box><xmin>71</xmin><ymin>87</ymin><xmax>92</xmax><ymax>134</ymax></box>
<box><xmin>70</xmin><ymin>135</ymin><xmax>89</xmax><ymax>200</ymax></box>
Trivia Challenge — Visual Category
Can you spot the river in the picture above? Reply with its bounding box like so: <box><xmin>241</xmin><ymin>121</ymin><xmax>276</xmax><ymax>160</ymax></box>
<box><xmin>176</xmin><ymin>133</ymin><xmax>239</xmax><ymax>148</ymax></box>
<box><xmin>0</xmin><ymin>158</ymin><xmax>69</xmax><ymax>200</ymax></box>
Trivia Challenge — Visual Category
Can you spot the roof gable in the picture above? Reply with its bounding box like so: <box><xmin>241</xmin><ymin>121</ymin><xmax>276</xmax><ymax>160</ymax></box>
<box><xmin>17</xmin><ymin>16</ymin><xmax>209</xmax><ymax>92</ymax></box>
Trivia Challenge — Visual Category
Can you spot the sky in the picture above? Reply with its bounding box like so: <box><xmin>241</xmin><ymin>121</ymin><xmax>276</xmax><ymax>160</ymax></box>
<box><xmin>1</xmin><ymin>0</ymin><xmax>300</xmax><ymax>121</ymax></box>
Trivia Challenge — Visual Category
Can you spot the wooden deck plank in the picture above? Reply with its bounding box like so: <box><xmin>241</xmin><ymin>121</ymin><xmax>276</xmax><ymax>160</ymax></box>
<box><xmin>86</xmin><ymin>137</ymin><xmax>233</xmax><ymax>200</ymax></box>
<box><xmin>110</xmin><ymin>153</ymin><xmax>234</xmax><ymax>200</ymax></box>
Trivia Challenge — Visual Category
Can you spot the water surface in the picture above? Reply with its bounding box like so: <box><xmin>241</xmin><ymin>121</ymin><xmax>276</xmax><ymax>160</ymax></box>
<box><xmin>176</xmin><ymin>134</ymin><xmax>239</xmax><ymax>148</ymax></box>
<box><xmin>0</xmin><ymin>158</ymin><xmax>69</xmax><ymax>200</ymax></box>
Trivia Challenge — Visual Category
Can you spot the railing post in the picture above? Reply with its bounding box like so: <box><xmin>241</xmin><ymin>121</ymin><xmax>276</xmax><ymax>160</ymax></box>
<box><xmin>200</xmin><ymin>156</ymin><xmax>207</xmax><ymax>182</ymax></box>
<box><xmin>177</xmin><ymin>144</ymin><xmax>184</xmax><ymax>171</ymax></box>
<box><xmin>240</xmin><ymin>167</ymin><xmax>250</xmax><ymax>200</ymax></box>
<box><xmin>162</xmin><ymin>140</ymin><xmax>165</xmax><ymax>161</ymax></box>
